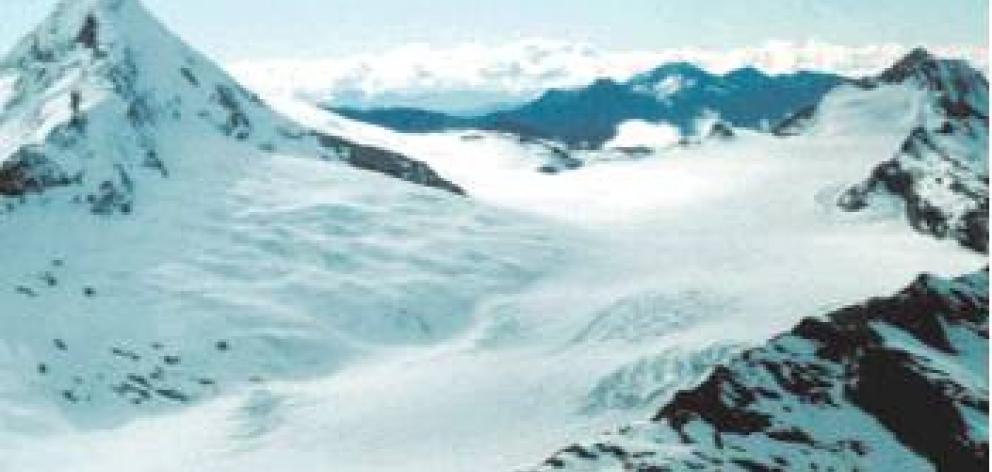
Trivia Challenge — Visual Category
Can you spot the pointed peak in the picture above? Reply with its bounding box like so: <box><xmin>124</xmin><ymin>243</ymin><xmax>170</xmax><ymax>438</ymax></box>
<box><xmin>877</xmin><ymin>47</ymin><xmax>939</xmax><ymax>83</ymax></box>
<box><xmin>2</xmin><ymin>0</ymin><xmax>168</xmax><ymax>68</ymax></box>
<box><xmin>906</xmin><ymin>46</ymin><xmax>935</xmax><ymax>59</ymax></box>
<box><xmin>47</xmin><ymin>0</ymin><xmax>148</xmax><ymax>29</ymax></box>
<box><xmin>635</xmin><ymin>62</ymin><xmax>710</xmax><ymax>83</ymax></box>
<box><xmin>722</xmin><ymin>66</ymin><xmax>768</xmax><ymax>80</ymax></box>
<box><xmin>896</xmin><ymin>47</ymin><xmax>936</xmax><ymax>67</ymax></box>
<box><xmin>55</xmin><ymin>0</ymin><xmax>143</xmax><ymax>14</ymax></box>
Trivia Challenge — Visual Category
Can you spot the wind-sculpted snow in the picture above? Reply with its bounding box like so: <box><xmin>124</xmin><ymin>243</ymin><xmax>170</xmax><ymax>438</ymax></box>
<box><xmin>531</xmin><ymin>269</ymin><xmax>989</xmax><ymax>471</ymax></box>
<box><xmin>0</xmin><ymin>149</ymin><xmax>558</xmax><ymax>430</ymax></box>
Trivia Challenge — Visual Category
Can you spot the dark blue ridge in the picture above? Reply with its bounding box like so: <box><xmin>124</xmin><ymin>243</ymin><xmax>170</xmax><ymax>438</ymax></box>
<box><xmin>332</xmin><ymin>63</ymin><xmax>845</xmax><ymax>148</ymax></box>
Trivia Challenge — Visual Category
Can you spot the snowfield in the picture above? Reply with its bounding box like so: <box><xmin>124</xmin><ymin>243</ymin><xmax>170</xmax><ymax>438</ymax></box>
<box><xmin>0</xmin><ymin>1</ymin><xmax>986</xmax><ymax>472</ymax></box>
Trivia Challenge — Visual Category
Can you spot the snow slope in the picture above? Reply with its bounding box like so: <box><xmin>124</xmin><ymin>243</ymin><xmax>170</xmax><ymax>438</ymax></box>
<box><xmin>0</xmin><ymin>2</ymin><xmax>986</xmax><ymax>472</ymax></box>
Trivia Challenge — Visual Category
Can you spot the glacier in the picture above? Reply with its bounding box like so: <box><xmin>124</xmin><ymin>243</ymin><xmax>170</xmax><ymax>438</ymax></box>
<box><xmin>0</xmin><ymin>1</ymin><xmax>986</xmax><ymax>472</ymax></box>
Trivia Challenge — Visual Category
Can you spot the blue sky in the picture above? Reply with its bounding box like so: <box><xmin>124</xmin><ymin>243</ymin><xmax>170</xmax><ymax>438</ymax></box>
<box><xmin>0</xmin><ymin>0</ymin><xmax>987</xmax><ymax>61</ymax></box>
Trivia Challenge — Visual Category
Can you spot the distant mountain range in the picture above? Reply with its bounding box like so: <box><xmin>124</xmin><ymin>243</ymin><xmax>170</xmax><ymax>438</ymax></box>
<box><xmin>333</xmin><ymin>64</ymin><xmax>844</xmax><ymax>148</ymax></box>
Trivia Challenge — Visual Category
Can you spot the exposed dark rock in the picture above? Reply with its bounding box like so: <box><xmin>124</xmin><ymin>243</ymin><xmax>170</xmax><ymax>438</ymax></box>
<box><xmin>62</xmin><ymin>390</ymin><xmax>79</xmax><ymax>403</ymax></box>
<box><xmin>179</xmin><ymin>67</ymin><xmax>199</xmax><ymax>87</ymax></box>
<box><xmin>213</xmin><ymin>85</ymin><xmax>251</xmax><ymax>140</ymax></box>
<box><xmin>560</xmin><ymin>444</ymin><xmax>598</xmax><ymax>460</ymax></box>
<box><xmin>154</xmin><ymin>388</ymin><xmax>189</xmax><ymax>402</ymax></box>
<box><xmin>729</xmin><ymin>458</ymin><xmax>779</xmax><ymax>472</ymax></box>
<box><xmin>75</xmin><ymin>14</ymin><xmax>99</xmax><ymax>50</ymax></box>
<box><xmin>112</xmin><ymin>380</ymin><xmax>151</xmax><ymax>403</ymax></box>
<box><xmin>0</xmin><ymin>148</ymin><xmax>75</xmax><ymax>197</ymax></box>
<box><xmin>311</xmin><ymin>132</ymin><xmax>465</xmax><ymax>195</ymax></box>
<box><xmin>771</xmin><ymin>104</ymin><xmax>816</xmax><ymax>137</ymax></box>
<box><xmin>111</xmin><ymin>347</ymin><xmax>141</xmax><ymax>362</ymax></box>
<box><xmin>708</xmin><ymin>122</ymin><xmax>735</xmax><ymax>140</ymax></box>
<box><xmin>765</xmin><ymin>428</ymin><xmax>815</xmax><ymax>446</ymax></box>
<box><xmin>847</xmin><ymin>349</ymin><xmax>985</xmax><ymax>471</ymax></box>
<box><xmin>657</xmin><ymin>366</ymin><xmax>772</xmax><ymax>436</ymax></box>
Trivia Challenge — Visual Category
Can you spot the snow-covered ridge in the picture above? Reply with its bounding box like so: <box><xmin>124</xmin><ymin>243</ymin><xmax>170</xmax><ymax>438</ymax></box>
<box><xmin>530</xmin><ymin>269</ymin><xmax>989</xmax><ymax>471</ymax></box>
<box><xmin>774</xmin><ymin>48</ymin><xmax>989</xmax><ymax>252</ymax></box>
<box><xmin>841</xmin><ymin>49</ymin><xmax>989</xmax><ymax>253</ymax></box>
<box><xmin>0</xmin><ymin>0</ymin><xmax>461</xmax><ymax>213</ymax></box>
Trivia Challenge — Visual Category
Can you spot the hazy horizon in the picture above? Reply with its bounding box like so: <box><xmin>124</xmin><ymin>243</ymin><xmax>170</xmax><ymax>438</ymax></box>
<box><xmin>0</xmin><ymin>0</ymin><xmax>986</xmax><ymax>62</ymax></box>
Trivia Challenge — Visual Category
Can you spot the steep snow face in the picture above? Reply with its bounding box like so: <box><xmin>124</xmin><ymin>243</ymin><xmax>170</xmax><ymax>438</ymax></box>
<box><xmin>0</xmin><ymin>0</ymin><xmax>460</xmax><ymax>210</ymax></box>
<box><xmin>530</xmin><ymin>270</ymin><xmax>989</xmax><ymax>472</ymax></box>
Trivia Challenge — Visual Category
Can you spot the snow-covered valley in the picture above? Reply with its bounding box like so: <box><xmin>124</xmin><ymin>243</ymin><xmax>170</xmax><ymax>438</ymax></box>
<box><xmin>0</xmin><ymin>1</ymin><xmax>987</xmax><ymax>471</ymax></box>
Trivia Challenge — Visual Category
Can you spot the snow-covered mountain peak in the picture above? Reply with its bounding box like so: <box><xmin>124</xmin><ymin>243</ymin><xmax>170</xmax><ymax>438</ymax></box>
<box><xmin>875</xmin><ymin>47</ymin><xmax>988</xmax><ymax>119</ymax></box>
<box><xmin>878</xmin><ymin>47</ymin><xmax>937</xmax><ymax>78</ymax></box>
<box><xmin>0</xmin><ymin>0</ymin><xmax>276</xmax><ymax>211</ymax></box>
<box><xmin>1</xmin><ymin>0</ymin><xmax>267</xmax><ymax>134</ymax></box>
<box><xmin>0</xmin><ymin>0</ymin><xmax>461</xmax><ymax>210</ymax></box>
<box><xmin>768</xmin><ymin>49</ymin><xmax>988</xmax><ymax>251</ymax></box>
<box><xmin>4</xmin><ymin>0</ymin><xmax>179</xmax><ymax>75</ymax></box>
<box><xmin>0</xmin><ymin>0</ymin><xmax>472</xmax><ymax>430</ymax></box>
<box><xmin>833</xmin><ymin>50</ymin><xmax>990</xmax><ymax>252</ymax></box>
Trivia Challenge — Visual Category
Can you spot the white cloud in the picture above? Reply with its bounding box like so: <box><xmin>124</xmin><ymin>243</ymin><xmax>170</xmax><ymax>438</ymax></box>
<box><xmin>227</xmin><ymin>39</ymin><xmax>988</xmax><ymax>114</ymax></box>
<box><xmin>606</xmin><ymin>120</ymin><xmax>683</xmax><ymax>149</ymax></box>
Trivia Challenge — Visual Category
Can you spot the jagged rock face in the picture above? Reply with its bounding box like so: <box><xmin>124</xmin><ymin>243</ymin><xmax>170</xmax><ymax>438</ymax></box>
<box><xmin>530</xmin><ymin>269</ymin><xmax>989</xmax><ymax>471</ymax></box>
<box><xmin>0</xmin><ymin>0</ymin><xmax>460</xmax><ymax>214</ymax></box>
<box><xmin>836</xmin><ymin>49</ymin><xmax>989</xmax><ymax>252</ymax></box>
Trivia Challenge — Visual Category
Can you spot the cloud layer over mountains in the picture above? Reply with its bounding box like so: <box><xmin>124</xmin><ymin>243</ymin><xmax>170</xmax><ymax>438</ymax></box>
<box><xmin>228</xmin><ymin>40</ymin><xmax>988</xmax><ymax>113</ymax></box>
